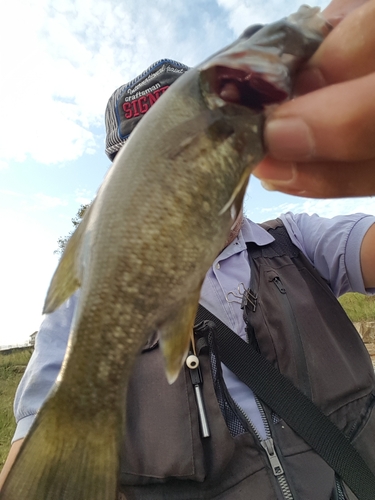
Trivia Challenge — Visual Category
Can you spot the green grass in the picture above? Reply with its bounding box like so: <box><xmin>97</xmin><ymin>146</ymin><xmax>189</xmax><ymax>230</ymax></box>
<box><xmin>339</xmin><ymin>293</ymin><xmax>375</xmax><ymax>322</ymax></box>
<box><xmin>0</xmin><ymin>348</ymin><xmax>32</xmax><ymax>470</ymax></box>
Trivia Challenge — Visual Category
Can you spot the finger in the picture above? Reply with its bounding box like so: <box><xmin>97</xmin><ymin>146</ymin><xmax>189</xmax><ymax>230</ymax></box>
<box><xmin>322</xmin><ymin>0</ymin><xmax>369</xmax><ymax>27</ymax></box>
<box><xmin>252</xmin><ymin>156</ymin><xmax>375</xmax><ymax>198</ymax></box>
<box><xmin>296</xmin><ymin>0</ymin><xmax>375</xmax><ymax>94</ymax></box>
<box><xmin>264</xmin><ymin>73</ymin><xmax>375</xmax><ymax>163</ymax></box>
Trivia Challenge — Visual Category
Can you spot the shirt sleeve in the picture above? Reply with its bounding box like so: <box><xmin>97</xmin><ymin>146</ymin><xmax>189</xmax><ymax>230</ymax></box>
<box><xmin>279</xmin><ymin>212</ymin><xmax>375</xmax><ymax>297</ymax></box>
<box><xmin>12</xmin><ymin>292</ymin><xmax>78</xmax><ymax>442</ymax></box>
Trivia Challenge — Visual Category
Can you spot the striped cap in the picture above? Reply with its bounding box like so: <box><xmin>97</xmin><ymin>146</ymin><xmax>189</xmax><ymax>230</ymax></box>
<box><xmin>105</xmin><ymin>59</ymin><xmax>189</xmax><ymax>161</ymax></box>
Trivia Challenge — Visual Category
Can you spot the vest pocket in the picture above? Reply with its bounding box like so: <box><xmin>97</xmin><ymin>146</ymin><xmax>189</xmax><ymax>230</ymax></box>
<box><xmin>248</xmin><ymin>257</ymin><xmax>374</xmax><ymax>417</ymax></box>
<box><xmin>119</xmin><ymin>345</ymin><xmax>235</xmax><ymax>486</ymax></box>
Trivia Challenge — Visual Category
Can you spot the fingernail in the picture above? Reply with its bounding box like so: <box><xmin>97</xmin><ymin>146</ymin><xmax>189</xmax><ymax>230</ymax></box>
<box><xmin>265</xmin><ymin>118</ymin><xmax>315</xmax><ymax>161</ymax></box>
<box><xmin>253</xmin><ymin>159</ymin><xmax>297</xmax><ymax>191</ymax></box>
<box><xmin>253</xmin><ymin>158</ymin><xmax>296</xmax><ymax>184</ymax></box>
<box><xmin>261</xmin><ymin>180</ymin><xmax>304</xmax><ymax>193</ymax></box>
<box><xmin>260</xmin><ymin>171</ymin><xmax>295</xmax><ymax>191</ymax></box>
<box><xmin>261</xmin><ymin>180</ymin><xmax>307</xmax><ymax>197</ymax></box>
<box><xmin>261</xmin><ymin>180</ymin><xmax>278</xmax><ymax>191</ymax></box>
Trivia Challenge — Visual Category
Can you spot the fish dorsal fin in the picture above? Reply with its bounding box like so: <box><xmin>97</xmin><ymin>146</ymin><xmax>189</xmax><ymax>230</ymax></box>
<box><xmin>43</xmin><ymin>204</ymin><xmax>93</xmax><ymax>314</ymax></box>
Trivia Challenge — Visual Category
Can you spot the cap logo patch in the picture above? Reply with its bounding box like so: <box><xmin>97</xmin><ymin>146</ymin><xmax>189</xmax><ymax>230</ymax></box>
<box><xmin>121</xmin><ymin>85</ymin><xmax>170</xmax><ymax>120</ymax></box>
<box><xmin>105</xmin><ymin>59</ymin><xmax>189</xmax><ymax>160</ymax></box>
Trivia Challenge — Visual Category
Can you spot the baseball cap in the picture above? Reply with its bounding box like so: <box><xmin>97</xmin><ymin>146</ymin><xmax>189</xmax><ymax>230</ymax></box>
<box><xmin>105</xmin><ymin>59</ymin><xmax>190</xmax><ymax>161</ymax></box>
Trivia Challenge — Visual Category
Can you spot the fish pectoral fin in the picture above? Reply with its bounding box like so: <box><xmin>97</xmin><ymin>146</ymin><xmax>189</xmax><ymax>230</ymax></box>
<box><xmin>0</xmin><ymin>395</ymin><xmax>119</xmax><ymax>500</ymax></box>
<box><xmin>43</xmin><ymin>203</ymin><xmax>93</xmax><ymax>314</ymax></box>
<box><xmin>159</xmin><ymin>292</ymin><xmax>201</xmax><ymax>385</ymax></box>
<box><xmin>219</xmin><ymin>166</ymin><xmax>252</xmax><ymax>217</ymax></box>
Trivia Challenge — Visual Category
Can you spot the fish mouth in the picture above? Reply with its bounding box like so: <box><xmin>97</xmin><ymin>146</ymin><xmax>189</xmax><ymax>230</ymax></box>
<box><xmin>201</xmin><ymin>60</ymin><xmax>289</xmax><ymax>112</ymax></box>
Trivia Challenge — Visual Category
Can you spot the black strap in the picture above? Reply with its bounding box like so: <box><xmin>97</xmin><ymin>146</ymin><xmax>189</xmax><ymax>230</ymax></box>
<box><xmin>196</xmin><ymin>304</ymin><xmax>375</xmax><ymax>500</ymax></box>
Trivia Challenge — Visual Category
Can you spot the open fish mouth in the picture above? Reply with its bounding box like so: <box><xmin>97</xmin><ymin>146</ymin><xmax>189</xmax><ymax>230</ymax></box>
<box><xmin>200</xmin><ymin>50</ymin><xmax>290</xmax><ymax>112</ymax></box>
<box><xmin>204</xmin><ymin>63</ymin><xmax>289</xmax><ymax>111</ymax></box>
<box><xmin>199</xmin><ymin>4</ymin><xmax>332</xmax><ymax>114</ymax></box>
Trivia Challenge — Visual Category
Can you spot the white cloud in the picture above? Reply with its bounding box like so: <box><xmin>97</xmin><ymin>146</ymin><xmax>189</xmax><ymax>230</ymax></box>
<box><xmin>0</xmin><ymin>208</ymin><xmax>58</xmax><ymax>345</ymax></box>
<box><xmin>75</xmin><ymin>188</ymin><xmax>93</xmax><ymax>206</ymax></box>
<box><xmin>249</xmin><ymin>195</ymin><xmax>375</xmax><ymax>221</ymax></box>
<box><xmin>0</xmin><ymin>189</ymin><xmax>68</xmax><ymax>211</ymax></box>
<box><xmin>0</xmin><ymin>189</ymin><xmax>23</xmax><ymax>198</ymax></box>
<box><xmin>0</xmin><ymin>0</ymin><xmax>237</xmax><ymax>166</ymax></box>
<box><xmin>33</xmin><ymin>193</ymin><xmax>69</xmax><ymax>209</ymax></box>
<box><xmin>216</xmin><ymin>0</ymin><xmax>331</xmax><ymax>36</ymax></box>
<box><xmin>0</xmin><ymin>0</ymin><xmax>96</xmax><ymax>164</ymax></box>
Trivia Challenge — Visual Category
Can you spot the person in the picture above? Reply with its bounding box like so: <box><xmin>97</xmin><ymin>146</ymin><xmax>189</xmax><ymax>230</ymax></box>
<box><xmin>1</xmin><ymin>0</ymin><xmax>375</xmax><ymax>498</ymax></box>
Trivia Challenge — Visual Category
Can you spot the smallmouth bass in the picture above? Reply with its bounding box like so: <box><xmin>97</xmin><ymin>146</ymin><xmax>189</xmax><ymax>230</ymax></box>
<box><xmin>0</xmin><ymin>6</ymin><xmax>330</xmax><ymax>500</ymax></box>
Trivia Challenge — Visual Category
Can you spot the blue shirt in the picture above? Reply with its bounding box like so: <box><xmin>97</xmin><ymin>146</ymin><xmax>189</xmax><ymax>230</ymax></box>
<box><xmin>12</xmin><ymin>212</ymin><xmax>375</xmax><ymax>442</ymax></box>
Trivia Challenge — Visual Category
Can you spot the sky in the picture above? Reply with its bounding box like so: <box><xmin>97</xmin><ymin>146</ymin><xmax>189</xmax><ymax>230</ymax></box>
<box><xmin>1</xmin><ymin>0</ymin><xmax>374</xmax><ymax>346</ymax></box>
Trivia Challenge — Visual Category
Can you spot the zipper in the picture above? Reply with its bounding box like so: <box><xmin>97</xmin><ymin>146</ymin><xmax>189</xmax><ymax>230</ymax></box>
<box><xmin>195</xmin><ymin>317</ymin><xmax>294</xmax><ymax>498</ymax></box>
<box><xmin>335</xmin><ymin>477</ymin><xmax>347</xmax><ymax>500</ymax></box>
<box><xmin>233</xmin><ymin>399</ymin><xmax>294</xmax><ymax>500</ymax></box>
<box><xmin>271</xmin><ymin>275</ymin><xmax>311</xmax><ymax>399</ymax></box>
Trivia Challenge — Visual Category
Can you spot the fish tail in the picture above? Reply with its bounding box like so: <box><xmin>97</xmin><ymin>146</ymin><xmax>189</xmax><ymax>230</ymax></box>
<box><xmin>0</xmin><ymin>396</ymin><xmax>121</xmax><ymax>500</ymax></box>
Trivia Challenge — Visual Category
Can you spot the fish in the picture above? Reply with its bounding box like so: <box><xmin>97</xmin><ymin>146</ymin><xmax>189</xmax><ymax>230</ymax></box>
<box><xmin>0</xmin><ymin>6</ymin><xmax>330</xmax><ymax>500</ymax></box>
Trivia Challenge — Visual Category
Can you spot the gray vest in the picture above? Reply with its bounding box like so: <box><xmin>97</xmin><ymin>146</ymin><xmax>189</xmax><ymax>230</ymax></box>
<box><xmin>118</xmin><ymin>220</ymin><xmax>375</xmax><ymax>499</ymax></box>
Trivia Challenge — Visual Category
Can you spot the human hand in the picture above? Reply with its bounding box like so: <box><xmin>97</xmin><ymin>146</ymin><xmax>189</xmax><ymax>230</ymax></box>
<box><xmin>252</xmin><ymin>0</ymin><xmax>375</xmax><ymax>198</ymax></box>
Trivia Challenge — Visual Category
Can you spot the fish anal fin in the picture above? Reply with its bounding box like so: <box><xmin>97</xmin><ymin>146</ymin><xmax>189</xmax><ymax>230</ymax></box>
<box><xmin>0</xmin><ymin>395</ymin><xmax>120</xmax><ymax>500</ymax></box>
<box><xmin>43</xmin><ymin>204</ymin><xmax>93</xmax><ymax>314</ymax></box>
<box><xmin>159</xmin><ymin>291</ymin><xmax>201</xmax><ymax>385</ymax></box>
<box><xmin>219</xmin><ymin>166</ymin><xmax>252</xmax><ymax>217</ymax></box>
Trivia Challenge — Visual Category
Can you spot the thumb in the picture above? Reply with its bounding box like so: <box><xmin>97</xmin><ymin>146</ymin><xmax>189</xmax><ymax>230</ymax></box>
<box><xmin>263</xmin><ymin>73</ymin><xmax>375</xmax><ymax>163</ymax></box>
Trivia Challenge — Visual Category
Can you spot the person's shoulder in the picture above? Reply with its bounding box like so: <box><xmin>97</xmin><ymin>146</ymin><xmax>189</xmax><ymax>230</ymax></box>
<box><xmin>280</xmin><ymin>211</ymin><xmax>375</xmax><ymax>233</ymax></box>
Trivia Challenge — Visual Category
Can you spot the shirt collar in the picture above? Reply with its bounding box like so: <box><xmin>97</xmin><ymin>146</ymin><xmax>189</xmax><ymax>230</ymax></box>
<box><xmin>241</xmin><ymin>217</ymin><xmax>275</xmax><ymax>245</ymax></box>
<box><xmin>217</xmin><ymin>217</ymin><xmax>275</xmax><ymax>262</ymax></box>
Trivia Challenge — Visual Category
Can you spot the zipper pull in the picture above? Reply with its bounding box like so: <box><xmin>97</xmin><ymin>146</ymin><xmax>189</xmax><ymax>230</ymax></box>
<box><xmin>260</xmin><ymin>438</ymin><xmax>284</xmax><ymax>476</ymax></box>
<box><xmin>272</xmin><ymin>276</ymin><xmax>286</xmax><ymax>294</ymax></box>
